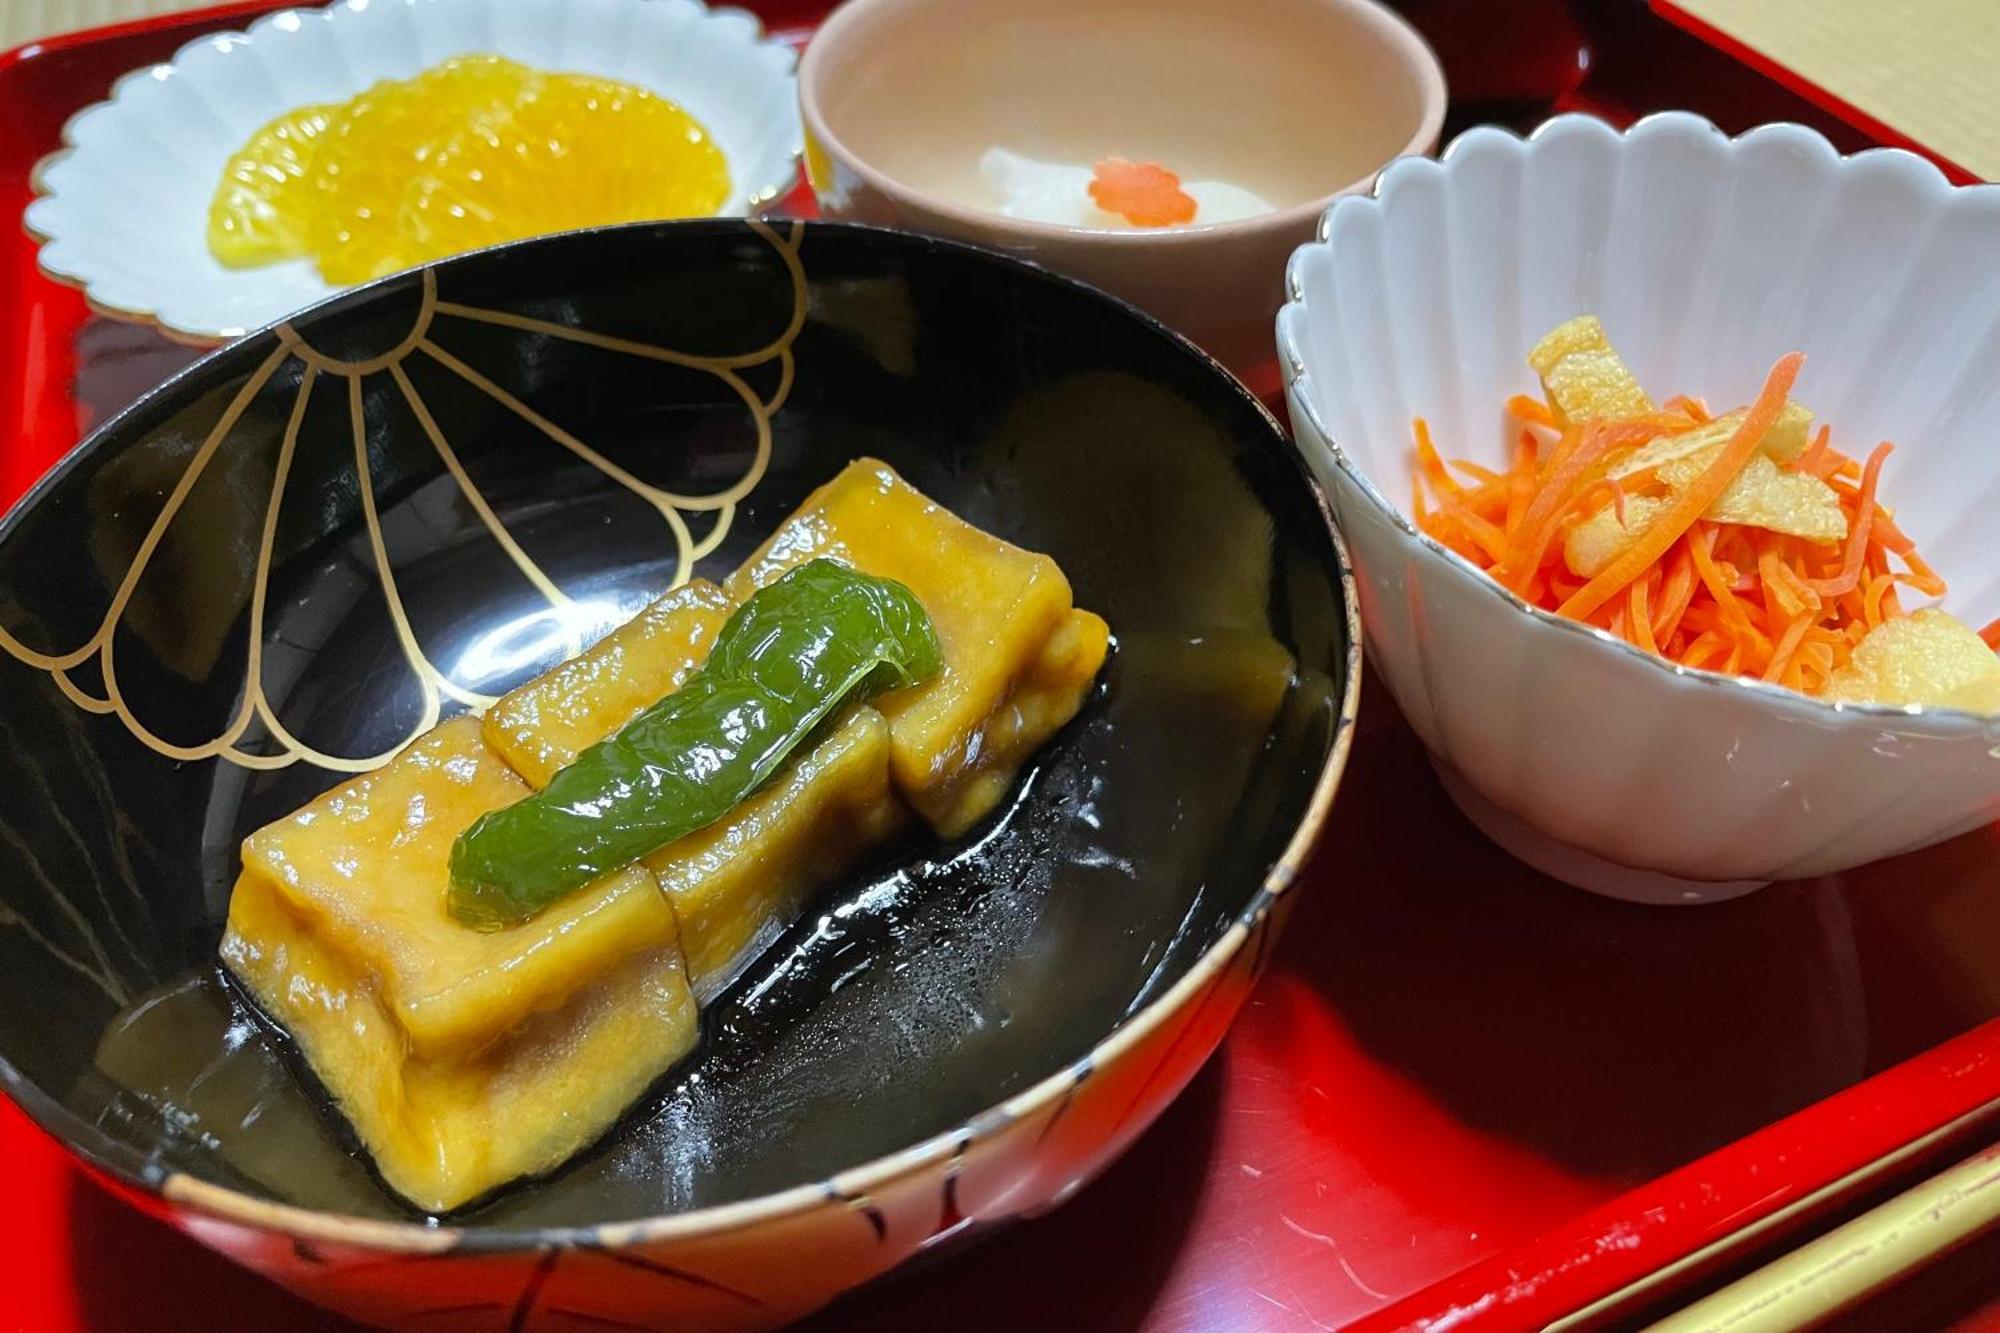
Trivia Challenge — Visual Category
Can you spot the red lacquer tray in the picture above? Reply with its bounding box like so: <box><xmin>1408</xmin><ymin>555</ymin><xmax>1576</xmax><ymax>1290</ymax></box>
<box><xmin>5</xmin><ymin>4</ymin><xmax>2000</xmax><ymax>1330</ymax></box>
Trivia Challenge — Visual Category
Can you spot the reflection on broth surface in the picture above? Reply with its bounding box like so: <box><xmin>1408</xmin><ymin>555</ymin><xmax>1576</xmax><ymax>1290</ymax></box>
<box><xmin>85</xmin><ymin>621</ymin><xmax>1327</xmax><ymax>1224</ymax></box>
<box><xmin>975</xmin><ymin>371</ymin><xmax>1277</xmax><ymax>637</ymax></box>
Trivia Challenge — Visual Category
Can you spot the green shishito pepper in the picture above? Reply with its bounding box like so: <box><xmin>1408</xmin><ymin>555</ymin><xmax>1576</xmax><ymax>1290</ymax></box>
<box><xmin>448</xmin><ymin>558</ymin><xmax>940</xmax><ymax>930</ymax></box>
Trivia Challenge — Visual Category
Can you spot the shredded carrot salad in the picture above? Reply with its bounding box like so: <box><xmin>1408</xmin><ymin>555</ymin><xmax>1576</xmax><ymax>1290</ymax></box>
<box><xmin>1412</xmin><ymin>328</ymin><xmax>2000</xmax><ymax>702</ymax></box>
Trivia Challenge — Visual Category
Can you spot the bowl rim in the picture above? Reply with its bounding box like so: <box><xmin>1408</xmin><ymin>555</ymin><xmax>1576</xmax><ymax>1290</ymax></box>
<box><xmin>22</xmin><ymin>0</ymin><xmax>806</xmax><ymax>347</ymax></box>
<box><xmin>0</xmin><ymin>215</ymin><xmax>1365</xmax><ymax>1253</ymax></box>
<box><xmin>1279</xmin><ymin>109</ymin><xmax>2000</xmax><ymax>737</ymax></box>
<box><xmin>795</xmin><ymin>0</ymin><xmax>1447</xmax><ymax>246</ymax></box>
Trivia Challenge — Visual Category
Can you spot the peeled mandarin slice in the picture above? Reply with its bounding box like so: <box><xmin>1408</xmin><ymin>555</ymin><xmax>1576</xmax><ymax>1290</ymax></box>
<box><xmin>209</xmin><ymin>53</ymin><xmax>730</xmax><ymax>285</ymax></box>
<box><xmin>399</xmin><ymin>72</ymin><xmax>731</xmax><ymax>262</ymax></box>
<box><xmin>206</xmin><ymin>103</ymin><xmax>340</xmax><ymax>267</ymax></box>
<box><xmin>1088</xmin><ymin>158</ymin><xmax>1198</xmax><ymax>227</ymax></box>
<box><xmin>307</xmin><ymin>55</ymin><xmax>543</xmax><ymax>284</ymax></box>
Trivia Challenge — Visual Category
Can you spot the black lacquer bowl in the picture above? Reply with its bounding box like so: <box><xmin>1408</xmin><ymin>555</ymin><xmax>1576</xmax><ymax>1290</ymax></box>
<box><xmin>0</xmin><ymin>220</ymin><xmax>1357</xmax><ymax>1330</ymax></box>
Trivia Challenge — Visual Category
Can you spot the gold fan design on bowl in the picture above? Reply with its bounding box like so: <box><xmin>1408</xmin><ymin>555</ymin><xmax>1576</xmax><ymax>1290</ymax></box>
<box><xmin>0</xmin><ymin>220</ymin><xmax>805</xmax><ymax>773</ymax></box>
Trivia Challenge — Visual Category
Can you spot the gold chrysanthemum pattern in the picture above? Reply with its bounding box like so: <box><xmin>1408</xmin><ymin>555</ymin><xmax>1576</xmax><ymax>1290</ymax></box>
<box><xmin>0</xmin><ymin>220</ymin><xmax>805</xmax><ymax>773</ymax></box>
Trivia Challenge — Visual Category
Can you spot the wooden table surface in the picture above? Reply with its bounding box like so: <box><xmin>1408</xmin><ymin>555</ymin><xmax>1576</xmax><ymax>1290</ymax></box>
<box><xmin>0</xmin><ymin>0</ymin><xmax>212</xmax><ymax>48</ymax></box>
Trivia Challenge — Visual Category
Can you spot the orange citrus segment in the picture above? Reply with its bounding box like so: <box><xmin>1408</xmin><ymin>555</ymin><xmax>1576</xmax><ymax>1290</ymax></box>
<box><xmin>1088</xmin><ymin>158</ymin><xmax>1198</xmax><ymax>227</ymax></box>
<box><xmin>306</xmin><ymin>55</ymin><xmax>543</xmax><ymax>285</ymax></box>
<box><xmin>206</xmin><ymin>103</ymin><xmax>340</xmax><ymax>267</ymax></box>
<box><xmin>212</xmin><ymin>54</ymin><xmax>732</xmax><ymax>285</ymax></box>
<box><xmin>400</xmin><ymin>72</ymin><xmax>730</xmax><ymax>262</ymax></box>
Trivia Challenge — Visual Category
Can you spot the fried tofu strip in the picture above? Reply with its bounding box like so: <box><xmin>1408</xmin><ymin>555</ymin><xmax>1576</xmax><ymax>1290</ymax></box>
<box><xmin>728</xmin><ymin>458</ymin><xmax>1110</xmax><ymax>836</ymax></box>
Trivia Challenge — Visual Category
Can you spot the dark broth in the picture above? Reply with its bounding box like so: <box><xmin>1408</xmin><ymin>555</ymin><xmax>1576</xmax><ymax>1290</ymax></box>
<box><xmin>0</xmin><ymin>222</ymin><xmax>1348</xmax><ymax>1232</ymax></box>
<box><xmin>85</xmin><ymin>634</ymin><xmax>1331</xmax><ymax>1225</ymax></box>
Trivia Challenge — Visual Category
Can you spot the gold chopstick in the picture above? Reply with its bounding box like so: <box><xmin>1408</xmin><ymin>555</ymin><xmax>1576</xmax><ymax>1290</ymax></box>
<box><xmin>1645</xmin><ymin>1139</ymin><xmax>2000</xmax><ymax>1332</ymax></box>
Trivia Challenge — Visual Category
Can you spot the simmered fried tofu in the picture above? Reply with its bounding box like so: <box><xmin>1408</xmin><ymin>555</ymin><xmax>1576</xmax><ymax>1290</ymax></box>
<box><xmin>1612</xmin><ymin>402</ymin><xmax>1816</xmax><ymax>478</ymax></box>
<box><xmin>1823</xmin><ymin>610</ymin><xmax>2000</xmax><ymax>712</ymax></box>
<box><xmin>220</xmin><ymin>460</ymin><xmax>1114</xmax><ymax>1210</ymax></box>
<box><xmin>646</xmin><ymin>708</ymin><xmax>904</xmax><ymax>996</ymax></box>
<box><xmin>1563</xmin><ymin>451</ymin><xmax>1845</xmax><ymax>574</ymax></box>
<box><xmin>483</xmin><ymin>589</ymin><xmax>905</xmax><ymax>998</ymax></box>
<box><xmin>1659</xmin><ymin>449</ymin><xmax>1846</xmax><ymax>543</ymax></box>
<box><xmin>1562</xmin><ymin>398</ymin><xmax>1835</xmax><ymax>575</ymax></box>
<box><xmin>222</xmin><ymin>878</ymin><xmax>695</xmax><ymax>1215</ymax></box>
<box><xmin>728</xmin><ymin>458</ymin><xmax>1110</xmax><ymax>836</ymax></box>
<box><xmin>1563</xmin><ymin>494</ymin><xmax>1674</xmax><ymax>579</ymax></box>
<box><xmin>485</xmin><ymin>580</ymin><xmax>735</xmax><ymax>788</ymax></box>
<box><xmin>236</xmin><ymin>716</ymin><xmax>679</xmax><ymax>1057</ymax></box>
<box><xmin>221</xmin><ymin>717</ymin><xmax>698</xmax><ymax>1212</ymax></box>
<box><xmin>1528</xmin><ymin>315</ymin><xmax>1655</xmax><ymax>423</ymax></box>
<box><xmin>1604</xmin><ymin>399</ymin><xmax>1841</xmax><ymax>542</ymax></box>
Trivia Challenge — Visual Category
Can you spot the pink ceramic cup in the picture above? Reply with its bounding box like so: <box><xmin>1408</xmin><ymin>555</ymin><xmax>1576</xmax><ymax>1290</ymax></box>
<box><xmin>799</xmin><ymin>0</ymin><xmax>1446</xmax><ymax>379</ymax></box>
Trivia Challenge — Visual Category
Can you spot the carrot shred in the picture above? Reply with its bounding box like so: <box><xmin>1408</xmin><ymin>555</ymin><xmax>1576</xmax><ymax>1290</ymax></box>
<box><xmin>1763</xmin><ymin>614</ymin><xmax>1812</xmax><ymax>684</ymax></box>
<box><xmin>1872</xmin><ymin>510</ymin><xmax>1917</xmax><ymax>555</ymax></box>
<box><xmin>1411</xmin><ymin>336</ymin><xmax>1963</xmax><ymax>698</ymax></box>
<box><xmin>1863</xmin><ymin>570</ymin><xmax>1902</xmax><ymax>627</ymax></box>
<box><xmin>1796</xmin><ymin>634</ymin><xmax>1840</xmax><ymax>688</ymax></box>
<box><xmin>1505</xmin><ymin>430</ymin><xmax>1539</xmax><ymax>538</ymax></box>
<box><xmin>1651</xmin><ymin>542</ymin><xmax>1697</xmax><ymax>645</ymax></box>
<box><xmin>1437</xmin><ymin>492</ymin><xmax>1509</xmax><ymax>565</ymax></box>
<box><xmin>1806</xmin><ymin>442</ymin><xmax>1890</xmax><ymax>597</ymax></box>
<box><xmin>1498</xmin><ymin>421</ymin><xmax>1654</xmax><ymax>593</ymax></box>
<box><xmin>1689</xmin><ymin>528</ymin><xmax>1770</xmax><ymax>658</ymax></box>
<box><xmin>1681</xmin><ymin>629</ymin><xmax>1727</xmax><ymax>671</ymax></box>
<box><xmin>1662</xmin><ymin>394</ymin><xmax>1709</xmax><ymax>422</ymax></box>
<box><xmin>1981</xmin><ymin>618</ymin><xmax>2000</xmax><ymax>651</ymax></box>
<box><xmin>1896</xmin><ymin>547</ymin><xmax>1948</xmax><ymax>598</ymax></box>
<box><xmin>1507</xmin><ymin>394</ymin><xmax>1556</xmax><ymax>428</ymax></box>
<box><xmin>1793</xmin><ymin>424</ymin><xmax>1835</xmax><ymax>476</ymax></box>
<box><xmin>1414</xmin><ymin>418</ymin><xmax>1464</xmax><ymax>499</ymax></box>
<box><xmin>1628</xmin><ymin>575</ymin><xmax>1659</xmax><ymax>655</ymax></box>
<box><xmin>1556</xmin><ymin>353</ymin><xmax>1804</xmax><ymax>622</ymax></box>
<box><xmin>1758</xmin><ymin>546</ymin><xmax>1813</xmax><ymax>621</ymax></box>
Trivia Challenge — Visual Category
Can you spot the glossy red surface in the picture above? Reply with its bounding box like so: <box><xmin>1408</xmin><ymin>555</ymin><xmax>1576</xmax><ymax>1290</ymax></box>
<box><xmin>3</xmin><ymin>3</ymin><xmax>2000</xmax><ymax>1330</ymax></box>
<box><xmin>9</xmin><ymin>692</ymin><xmax>2000</xmax><ymax>1331</ymax></box>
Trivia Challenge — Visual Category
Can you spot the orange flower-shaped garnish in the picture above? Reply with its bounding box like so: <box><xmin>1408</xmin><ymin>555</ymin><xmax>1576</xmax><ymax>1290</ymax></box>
<box><xmin>1088</xmin><ymin>158</ymin><xmax>1197</xmax><ymax>227</ymax></box>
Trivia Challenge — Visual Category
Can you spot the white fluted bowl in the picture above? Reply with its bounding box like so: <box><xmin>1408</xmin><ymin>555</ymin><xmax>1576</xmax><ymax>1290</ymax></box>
<box><xmin>1279</xmin><ymin>112</ymin><xmax>2000</xmax><ymax>904</ymax></box>
<box><xmin>25</xmin><ymin>0</ymin><xmax>801</xmax><ymax>343</ymax></box>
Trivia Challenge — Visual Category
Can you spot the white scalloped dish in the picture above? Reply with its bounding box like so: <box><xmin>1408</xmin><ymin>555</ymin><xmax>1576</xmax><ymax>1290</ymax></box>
<box><xmin>25</xmin><ymin>0</ymin><xmax>801</xmax><ymax>343</ymax></box>
<box><xmin>1280</xmin><ymin>112</ymin><xmax>2000</xmax><ymax>904</ymax></box>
